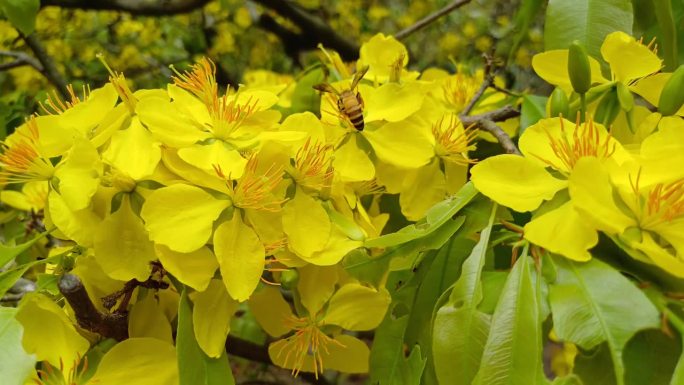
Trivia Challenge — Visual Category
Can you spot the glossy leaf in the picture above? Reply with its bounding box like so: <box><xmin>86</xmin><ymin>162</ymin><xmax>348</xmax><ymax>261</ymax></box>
<box><xmin>472</xmin><ymin>257</ymin><xmax>544</xmax><ymax>385</ymax></box>
<box><xmin>0</xmin><ymin>0</ymin><xmax>39</xmax><ymax>35</ymax></box>
<box><xmin>521</xmin><ymin>95</ymin><xmax>548</xmax><ymax>132</ymax></box>
<box><xmin>364</xmin><ymin>182</ymin><xmax>477</xmax><ymax>248</ymax></box>
<box><xmin>545</xmin><ymin>0</ymin><xmax>633</xmax><ymax>58</ymax></box>
<box><xmin>549</xmin><ymin>257</ymin><xmax>660</xmax><ymax>385</ymax></box>
<box><xmin>0</xmin><ymin>307</ymin><xmax>35</xmax><ymax>385</ymax></box>
<box><xmin>369</xmin><ymin>315</ymin><xmax>427</xmax><ymax>385</ymax></box>
<box><xmin>177</xmin><ymin>289</ymin><xmax>235</xmax><ymax>385</ymax></box>
<box><xmin>0</xmin><ymin>230</ymin><xmax>49</xmax><ymax>267</ymax></box>
<box><xmin>432</xmin><ymin>204</ymin><xmax>497</xmax><ymax>385</ymax></box>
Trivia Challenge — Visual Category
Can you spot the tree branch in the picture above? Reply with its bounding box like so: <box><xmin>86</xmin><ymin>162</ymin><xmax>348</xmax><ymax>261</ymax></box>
<box><xmin>252</xmin><ymin>0</ymin><xmax>360</xmax><ymax>60</ymax></box>
<box><xmin>21</xmin><ymin>34</ymin><xmax>70</xmax><ymax>99</ymax></box>
<box><xmin>0</xmin><ymin>50</ymin><xmax>43</xmax><ymax>72</ymax></box>
<box><xmin>58</xmin><ymin>274</ymin><xmax>129</xmax><ymax>341</ymax></box>
<box><xmin>460</xmin><ymin>105</ymin><xmax>521</xmax><ymax>155</ymax></box>
<box><xmin>41</xmin><ymin>0</ymin><xmax>212</xmax><ymax>16</ymax></box>
<box><xmin>395</xmin><ymin>0</ymin><xmax>472</xmax><ymax>40</ymax></box>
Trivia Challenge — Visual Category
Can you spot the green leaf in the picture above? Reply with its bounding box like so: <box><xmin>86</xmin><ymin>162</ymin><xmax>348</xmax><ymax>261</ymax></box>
<box><xmin>0</xmin><ymin>230</ymin><xmax>50</xmax><ymax>268</ymax></box>
<box><xmin>521</xmin><ymin>95</ymin><xmax>548</xmax><ymax>132</ymax></box>
<box><xmin>0</xmin><ymin>256</ymin><xmax>58</xmax><ymax>298</ymax></box>
<box><xmin>552</xmin><ymin>375</ymin><xmax>584</xmax><ymax>385</ymax></box>
<box><xmin>507</xmin><ymin>0</ymin><xmax>545</xmax><ymax>62</ymax></box>
<box><xmin>651</xmin><ymin>0</ymin><xmax>678</xmax><ymax>70</ymax></box>
<box><xmin>290</xmin><ymin>67</ymin><xmax>324</xmax><ymax>114</ymax></box>
<box><xmin>0</xmin><ymin>0</ymin><xmax>39</xmax><ymax>35</ymax></box>
<box><xmin>623</xmin><ymin>329</ymin><xmax>681</xmax><ymax>385</ymax></box>
<box><xmin>0</xmin><ymin>307</ymin><xmax>36</xmax><ymax>385</ymax></box>
<box><xmin>369</xmin><ymin>315</ymin><xmax>427</xmax><ymax>385</ymax></box>
<box><xmin>472</xmin><ymin>257</ymin><xmax>544</xmax><ymax>385</ymax></box>
<box><xmin>177</xmin><ymin>289</ymin><xmax>235</xmax><ymax>385</ymax></box>
<box><xmin>549</xmin><ymin>257</ymin><xmax>660</xmax><ymax>385</ymax></box>
<box><xmin>364</xmin><ymin>182</ymin><xmax>478</xmax><ymax>248</ymax></box>
<box><xmin>574</xmin><ymin>343</ymin><xmax>618</xmax><ymax>385</ymax></box>
<box><xmin>544</xmin><ymin>0</ymin><xmax>634</xmax><ymax>59</ymax></box>
<box><xmin>432</xmin><ymin>204</ymin><xmax>497</xmax><ymax>385</ymax></box>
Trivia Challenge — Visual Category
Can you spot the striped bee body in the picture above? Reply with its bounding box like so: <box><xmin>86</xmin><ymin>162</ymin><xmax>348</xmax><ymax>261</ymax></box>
<box><xmin>338</xmin><ymin>90</ymin><xmax>365</xmax><ymax>131</ymax></box>
<box><xmin>313</xmin><ymin>66</ymin><xmax>369</xmax><ymax>132</ymax></box>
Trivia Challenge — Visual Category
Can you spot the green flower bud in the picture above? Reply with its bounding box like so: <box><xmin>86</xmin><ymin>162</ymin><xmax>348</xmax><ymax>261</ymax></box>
<box><xmin>549</xmin><ymin>87</ymin><xmax>570</xmax><ymax>118</ymax></box>
<box><xmin>279</xmin><ymin>269</ymin><xmax>299</xmax><ymax>290</ymax></box>
<box><xmin>594</xmin><ymin>88</ymin><xmax>621</xmax><ymax>126</ymax></box>
<box><xmin>658</xmin><ymin>64</ymin><xmax>684</xmax><ymax>116</ymax></box>
<box><xmin>568</xmin><ymin>41</ymin><xmax>592</xmax><ymax>94</ymax></box>
<box><xmin>616</xmin><ymin>82</ymin><xmax>634</xmax><ymax>112</ymax></box>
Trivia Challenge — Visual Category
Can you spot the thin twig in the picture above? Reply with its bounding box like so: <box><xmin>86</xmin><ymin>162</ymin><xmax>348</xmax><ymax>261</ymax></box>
<box><xmin>0</xmin><ymin>50</ymin><xmax>43</xmax><ymax>72</ymax></box>
<box><xmin>460</xmin><ymin>105</ymin><xmax>521</xmax><ymax>155</ymax></box>
<box><xmin>395</xmin><ymin>0</ymin><xmax>472</xmax><ymax>40</ymax></box>
<box><xmin>462</xmin><ymin>52</ymin><xmax>497</xmax><ymax>115</ymax></box>
<box><xmin>21</xmin><ymin>34</ymin><xmax>70</xmax><ymax>99</ymax></box>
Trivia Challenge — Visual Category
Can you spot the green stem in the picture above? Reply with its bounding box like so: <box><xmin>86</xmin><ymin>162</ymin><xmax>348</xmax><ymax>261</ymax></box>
<box><xmin>579</xmin><ymin>93</ymin><xmax>587</xmax><ymax>122</ymax></box>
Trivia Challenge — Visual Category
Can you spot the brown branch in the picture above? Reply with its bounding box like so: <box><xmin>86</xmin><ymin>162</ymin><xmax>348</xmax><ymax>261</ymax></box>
<box><xmin>41</xmin><ymin>0</ymin><xmax>212</xmax><ymax>16</ymax></box>
<box><xmin>462</xmin><ymin>52</ymin><xmax>497</xmax><ymax>115</ymax></box>
<box><xmin>58</xmin><ymin>274</ymin><xmax>129</xmax><ymax>341</ymax></box>
<box><xmin>460</xmin><ymin>105</ymin><xmax>521</xmax><ymax>155</ymax></box>
<box><xmin>21</xmin><ymin>34</ymin><xmax>69</xmax><ymax>99</ymax></box>
<box><xmin>395</xmin><ymin>0</ymin><xmax>472</xmax><ymax>40</ymax></box>
<box><xmin>252</xmin><ymin>0</ymin><xmax>359</xmax><ymax>60</ymax></box>
<box><xmin>59</xmin><ymin>272</ymin><xmax>330</xmax><ymax>384</ymax></box>
<box><xmin>0</xmin><ymin>50</ymin><xmax>43</xmax><ymax>72</ymax></box>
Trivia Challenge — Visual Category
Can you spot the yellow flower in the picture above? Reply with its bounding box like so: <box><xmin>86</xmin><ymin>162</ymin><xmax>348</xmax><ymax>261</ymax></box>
<box><xmin>471</xmin><ymin>117</ymin><xmax>630</xmax><ymax>261</ymax></box>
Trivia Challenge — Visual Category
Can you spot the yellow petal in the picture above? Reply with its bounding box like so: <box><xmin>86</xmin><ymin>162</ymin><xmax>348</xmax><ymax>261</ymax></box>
<box><xmin>59</xmin><ymin>83</ymin><xmax>119</xmax><ymax>136</ymax></box>
<box><xmin>639</xmin><ymin>117</ymin><xmax>684</xmax><ymax>183</ymax></box>
<box><xmin>568</xmin><ymin>157</ymin><xmax>635</xmax><ymax>234</ymax></box>
<box><xmin>524</xmin><ymin>202</ymin><xmax>597</xmax><ymax>261</ymax></box>
<box><xmin>193</xmin><ymin>279</ymin><xmax>238</xmax><ymax>358</ymax></box>
<box><xmin>531</xmin><ymin>50</ymin><xmax>607</xmax><ymax>88</ymax></box>
<box><xmin>94</xmin><ymin>197</ymin><xmax>155</xmax><ymax>281</ymax></box>
<box><xmin>364</xmin><ymin>82</ymin><xmax>424</xmax><ymax>123</ymax></box>
<box><xmin>633</xmin><ymin>232</ymin><xmax>684</xmax><ymax>278</ymax></box>
<box><xmin>214</xmin><ymin>215</ymin><xmax>265</xmax><ymax>301</ymax></box>
<box><xmin>399</xmin><ymin>160</ymin><xmax>447</xmax><ymax>221</ymax></box>
<box><xmin>269</xmin><ymin>334</ymin><xmax>370</xmax><ymax>374</ymax></box>
<box><xmin>167</xmin><ymin>84</ymin><xmax>212</xmax><ymax>126</ymax></box>
<box><xmin>137</xmin><ymin>95</ymin><xmax>209</xmax><ymax>147</ymax></box>
<box><xmin>0</xmin><ymin>190</ymin><xmax>31</xmax><ymax>211</ymax></box>
<box><xmin>128</xmin><ymin>295</ymin><xmax>173</xmax><ymax>343</ymax></box>
<box><xmin>324</xmin><ymin>283</ymin><xmax>391</xmax><ymax>331</ymax></box>
<box><xmin>160</xmin><ymin>148</ymin><xmax>230</xmax><ymax>194</ymax></box>
<box><xmin>155</xmin><ymin>244</ymin><xmax>217</xmax><ymax>292</ymax></box>
<box><xmin>280</xmin><ymin>112</ymin><xmax>326</xmax><ymax>145</ymax></box>
<box><xmin>300</xmin><ymin>227</ymin><xmax>362</xmax><ymax>266</ymax></box>
<box><xmin>103</xmin><ymin>116</ymin><xmax>161</xmax><ymax>180</ymax></box>
<box><xmin>248</xmin><ymin>285</ymin><xmax>294</xmax><ymax>337</ymax></box>
<box><xmin>601</xmin><ymin>31</ymin><xmax>662</xmax><ymax>82</ymax></box>
<box><xmin>283</xmin><ymin>189</ymin><xmax>331</xmax><ymax>258</ymax></box>
<box><xmin>470</xmin><ymin>154</ymin><xmax>567</xmax><ymax>212</ymax></box>
<box><xmin>363</xmin><ymin>119</ymin><xmax>433</xmax><ymax>169</ymax></box>
<box><xmin>141</xmin><ymin>184</ymin><xmax>230</xmax><ymax>253</ymax></box>
<box><xmin>16</xmin><ymin>294</ymin><xmax>89</xmax><ymax>374</ymax></box>
<box><xmin>333</xmin><ymin>135</ymin><xmax>375</xmax><ymax>182</ymax></box>
<box><xmin>358</xmin><ymin>32</ymin><xmax>408</xmax><ymax>82</ymax></box>
<box><xmin>71</xmin><ymin>255</ymin><xmax>124</xmax><ymax>313</ymax></box>
<box><xmin>89</xmin><ymin>338</ymin><xmax>178</xmax><ymax>385</ymax></box>
<box><xmin>298</xmin><ymin>265</ymin><xmax>338</xmax><ymax>315</ymax></box>
<box><xmin>47</xmin><ymin>192</ymin><xmax>100</xmax><ymax>247</ymax></box>
<box><xmin>177</xmin><ymin>142</ymin><xmax>247</xmax><ymax>179</ymax></box>
<box><xmin>33</xmin><ymin>115</ymin><xmax>76</xmax><ymax>158</ymax></box>
<box><xmin>54</xmin><ymin>137</ymin><xmax>102</xmax><ymax>211</ymax></box>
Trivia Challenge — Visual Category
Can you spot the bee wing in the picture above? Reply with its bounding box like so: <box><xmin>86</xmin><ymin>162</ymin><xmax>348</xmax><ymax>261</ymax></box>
<box><xmin>313</xmin><ymin>83</ymin><xmax>340</xmax><ymax>96</ymax></box>
<box><xmin>350</xmin><ymin>65</ymin><xmax>370</xmax><ymax>90</ymax></box>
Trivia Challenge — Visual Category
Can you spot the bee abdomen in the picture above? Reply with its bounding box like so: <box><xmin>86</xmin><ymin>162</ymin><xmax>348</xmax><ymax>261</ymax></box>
<box><xmin>348</xmin><ymin>111</ymin><xmax>365</xmax><ymax>131</ymax></box>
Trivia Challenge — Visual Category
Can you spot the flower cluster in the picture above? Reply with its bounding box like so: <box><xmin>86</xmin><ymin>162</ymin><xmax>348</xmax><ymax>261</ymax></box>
<box><xmin>1</xmin><ymin>33</ymin><xmax>509</xmax><ymax>380</ymax></box>
<box><xmin>472</xmin><ymin>31</ymin><xmax>684</xmax><ymax>275</ymax></box>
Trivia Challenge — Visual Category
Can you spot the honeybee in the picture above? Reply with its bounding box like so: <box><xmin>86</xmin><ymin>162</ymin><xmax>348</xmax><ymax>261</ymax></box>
<box><xmin>313</xmin><ymin>66</ymin><xmax>369</xmax><ymax>131</ymax></box>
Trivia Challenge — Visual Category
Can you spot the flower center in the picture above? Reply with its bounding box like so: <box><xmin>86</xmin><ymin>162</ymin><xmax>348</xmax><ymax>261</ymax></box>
<box><xmin>289</xmin><ymin>138</ymin><xmax>334</xmax><ymax>191</ymax></box>
<box><xmin>171</xmin><ymin>57</ymin><xmax>218</xmax><ymax>108</ymax></box>
<box><xmin>536</xmin><ymin>117</ymin><xmax>616</xmax><ymax>173</ymax></box>
<box><xmin>98</xmin><ymin>54</ymin><xmax>137</xmax><ymax>113</ymax></box>
<box><xmin>0</xmin><ymin>118</ymin><xmax>55</xmax><ymax>185</ymax></box>
<box><xmin>630</xmin><ymin>172</ymin><xmax>684</xmax><ymax>229</ymax></box>
<box><xmin>40</xmin><ymin>84</ymin><xmax>88</xmax><ymax>115</ymax></box>
<box><xmin>432</xmin><ymin>114</ymin><xmax>478</xmax><ymax>164</ymax></box>
<box><xmin>442</xmin><ymin>73</ymin><xmax>479</xmax><ymax>111</ymax></box>
<box><xmin>276</xmin><ymin>316</ymin><xmax>344</xmax><ymax>379</ymax></box>
<box><xmin>216</xmin><ymin>156</ymin><xmax>285</xmax><ymax>212</ymax></box>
